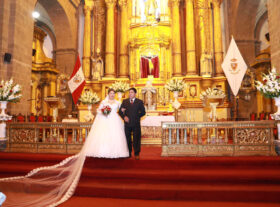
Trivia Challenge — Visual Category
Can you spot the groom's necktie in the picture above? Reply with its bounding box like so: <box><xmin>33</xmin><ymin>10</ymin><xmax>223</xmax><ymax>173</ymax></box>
<box><xmin>130</xmin><ymin>99</ymin><xmax>134</xmax><ymax>104</ymax></box>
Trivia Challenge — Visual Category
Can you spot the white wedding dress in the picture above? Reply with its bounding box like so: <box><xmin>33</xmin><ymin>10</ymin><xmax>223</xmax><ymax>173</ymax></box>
<box><xmin>85</xmin><ymin>99</ymin><xmax>129</xmax><ymax>158</ymax></box>
<box><xmin>0</xmin><ymin>98</ymin><xmax>129</xmax><ymax>207</ymax></box>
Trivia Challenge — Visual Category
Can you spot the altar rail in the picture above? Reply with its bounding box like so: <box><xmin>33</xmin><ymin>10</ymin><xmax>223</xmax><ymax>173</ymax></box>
<box><xmin>161</xmin><ymin>121</ymin><xmax>276</xmax><ymax>156</ymax></box>
<box><xmin>6</xmin><ymin>122</ymin><xmax>92</xmax><ymax>154</ymax></box>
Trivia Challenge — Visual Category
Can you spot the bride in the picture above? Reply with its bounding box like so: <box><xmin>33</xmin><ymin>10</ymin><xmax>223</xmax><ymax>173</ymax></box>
<box><xmin>85</xmin><ymin>88</ymin><xmax>129</xmax><ymax>158</ymax></box>
<box><xmin>0</xmin><ymin>89</ymin><xmax>129</xmax><ymax>207</ymax></box>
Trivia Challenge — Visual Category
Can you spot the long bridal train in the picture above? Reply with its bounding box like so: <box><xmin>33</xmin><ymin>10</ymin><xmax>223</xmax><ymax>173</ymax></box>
<box><xmin>0</xmin><ymin>98</ymin><xmax>129</xmax><ymax>207</ymax></box>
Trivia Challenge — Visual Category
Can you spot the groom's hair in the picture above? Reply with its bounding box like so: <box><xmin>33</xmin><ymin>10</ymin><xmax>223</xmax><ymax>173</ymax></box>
<box><xmin>129</xmin><ymin>87</ymin><xmax>137</xmax><ymax>93</ymax></box>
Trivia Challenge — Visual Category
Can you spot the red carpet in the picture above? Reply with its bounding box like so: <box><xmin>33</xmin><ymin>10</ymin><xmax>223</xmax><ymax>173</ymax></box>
<box><xmin>1</xmin><ymin>147</ymin><xmax>280</xmax><ymax>206</ymax></box>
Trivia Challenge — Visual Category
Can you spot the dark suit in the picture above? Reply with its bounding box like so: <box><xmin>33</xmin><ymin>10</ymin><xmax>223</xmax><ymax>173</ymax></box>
<box><xmin>119</xmin><ymin>98</ymin><xmax>146</xmax><ymax>156</ymax></box>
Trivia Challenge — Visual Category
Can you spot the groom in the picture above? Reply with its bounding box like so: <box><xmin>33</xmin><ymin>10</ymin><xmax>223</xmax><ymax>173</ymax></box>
<box><xmin>119</xmin><ymin>88</ymin><xmax>146</xmax><ymax>160</ymax></box>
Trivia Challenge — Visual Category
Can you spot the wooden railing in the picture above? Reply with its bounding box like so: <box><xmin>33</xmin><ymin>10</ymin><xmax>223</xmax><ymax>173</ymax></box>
<box><xmin>161</xmin><ymin>121</ymin><xmax>276</xmax><ymax>156</ymax></box>
<box><xmin>6</xmin><ymin>122</ymin><xmax>92</xmax><ymax>154</ymax></box>
<box><xmin>5</xmin><ymin>121</ymin><xmax>277</xmax><ymax>156</ymax></box>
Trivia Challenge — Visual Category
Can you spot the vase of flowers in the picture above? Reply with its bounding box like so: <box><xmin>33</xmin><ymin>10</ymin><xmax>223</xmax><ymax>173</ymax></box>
<box><xmin>164</xmin><ymin>79</ymin><xmax>186</xmax><ymax>93</ymax></box>
<box><xmin>200</xmin><ymin>88</ymin><xmax>226</xmax><ymax>122</ymax></box>
<box><xmin>0</xmin><ymin>79</ymin><xmax>22</xmax><ymax>117</ymax></box>
<box><xmin>111</xmin><ymin>81</ymin><xmax>130</xmax><ymax>100</ymax></box>
<box><xmin>165</xmin><ymin>79</ymin><xmax>186</xmax><ymax>109</ymax></box>
<box><xmin>79</xmin><ymin>90</ymin><xmax>100</xmax><ymax>121</ymax></box>
<box><xmin>255</xmin><ymin>68</ymin><xmax>280</xmax><ymax>116</ymax></box>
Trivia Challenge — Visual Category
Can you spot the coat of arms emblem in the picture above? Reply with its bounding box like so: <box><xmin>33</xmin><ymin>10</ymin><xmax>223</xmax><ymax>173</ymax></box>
<box><xmin>230</xmin><ymin>58</ymin><xmax>240</xmax><ymax>74</ymax></box>
<box><xmin>73</xmin><ymin>74</ymin><xmax>82</xmax><ymax>84</ymax></box>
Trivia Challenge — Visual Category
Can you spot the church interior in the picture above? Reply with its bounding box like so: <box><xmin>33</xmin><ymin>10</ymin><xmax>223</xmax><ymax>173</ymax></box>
<box><xmin>1</xmin><ymin>0</ymin><xmax>280</xmax><ymax>206</ymax></box>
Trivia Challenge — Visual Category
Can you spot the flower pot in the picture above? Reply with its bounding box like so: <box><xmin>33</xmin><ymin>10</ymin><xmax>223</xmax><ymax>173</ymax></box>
<box><xmin>87</xmin><ymin>104</ymin><xmax>92</xmax><ymax>111</ymax></box>
<box><xmin>84</xmin><ymin>104</ymin><xmax>94</xmax><ymax>122</ymax></box>
<box><xmin>0</xmin><ymin>101</ymin><xmax>8</xmax><ymax>117</ymax></box>
<box><xmin>0</xmin><ymin>137</ymin><xmax>7</xmax><ymax>151</ymax></box>
<box><xmin>173</xmin><ymin>91</ymin><xmax>179</xmax><ymax>99</ymax></box>
<box><xmin>274</xmin><ymin>97</ymin><xmax>280</xmax><ymax>115</ymax></box>
<box><xmin>117</xmin><ymin>92</ymin><xmax>123</xmax><ymax>100</ymax></box>
<box><xmin>274</xmin><ymin>140</ymin><xmax>280</xmax><ymax>156</ymax></box>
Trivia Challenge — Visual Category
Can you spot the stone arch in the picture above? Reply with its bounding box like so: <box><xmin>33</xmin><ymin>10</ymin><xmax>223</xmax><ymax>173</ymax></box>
<box><xmin>230</xmin><ymin>0</ymin><xmax>261</xmax><ymax>64</ymax></box>
<box><xmin>36</xmin><ymin>20</ymin><xmax>57</xmax><ymax>59</ymax></box>
<box><xmin>33</xmin><ymin>0</ymin><xmax>79</xmax><ymax>74</ymax></box>
<box><xmin>254</xmin><ymin>11</ymin><xmax>268</xmax><ymax>55</ymax></box>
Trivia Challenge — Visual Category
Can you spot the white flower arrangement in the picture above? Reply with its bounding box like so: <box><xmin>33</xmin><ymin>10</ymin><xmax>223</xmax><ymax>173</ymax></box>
<box><xmin>79</xmin><ymin>90</ymin><xmax>100</xmax><ymax>105</ymax></box>
<box><xmin>0</xmin><ymin>79</ymin><xmax>22</xmax><ymax>103</ymax></box>
<box><xmin>200</xmin><ymin>87</ymin><xmax>226</xmax><ymax>101</ymax></box>
<box><xmin>164</xmin><ymin>79</ymin><xmax>186</xmax><ymax>92</ymax></box>
<box><xmin>255</xmin><ymin>68</ymin><xmax>280</xmax><ymax>98</ymax></box>
<box><xmin>111</xmin><ymin>81</ymin><xmax>130</xmax><ymax>93</ymax></box>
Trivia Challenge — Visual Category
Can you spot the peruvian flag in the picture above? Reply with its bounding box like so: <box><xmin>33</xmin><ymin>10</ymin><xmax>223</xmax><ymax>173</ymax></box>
<box><xmin>68</xmin><ymin>55</ymin><xmax>86</xmax><ymax>104</ymax></box>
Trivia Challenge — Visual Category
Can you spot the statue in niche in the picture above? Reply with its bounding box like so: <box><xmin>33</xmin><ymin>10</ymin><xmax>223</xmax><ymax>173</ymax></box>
<box><xmin>200</xmin><ymin>52</ymin><xmax>213</xmax><ymax>77</ymax></box>
<box><xmin>141</xmin><ymin>0</ymin><xmax>160</xmax><ymax>23</ymax></box>
<box><xmin>141</xmin><ymin>80</ymin><xmax>157</xmax><ymax>111</ymax></box>
<box><xmin>91</xmin><ymin>48</ymin><xmax>103</xmax><ymax>80</ymax></box>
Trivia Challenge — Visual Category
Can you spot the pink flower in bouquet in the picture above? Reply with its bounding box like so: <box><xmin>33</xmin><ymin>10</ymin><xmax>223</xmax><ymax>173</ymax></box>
<box><xmin>101</xmin><ymin>105</ymin><xmax>112</xmax><ymax>116</ymax></box>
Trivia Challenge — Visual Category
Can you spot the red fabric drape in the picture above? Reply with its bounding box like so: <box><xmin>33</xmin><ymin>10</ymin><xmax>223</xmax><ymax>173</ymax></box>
<box><xmin>151</xmin><ymin>56</ymin><xmax>159</xmax><ymax>78</ymax></box>
<box><xmin>141</xmin><ymin>57</ymin><xmax>149</xmax><ymax>78</ymax></box>
<box><xmin>141</xmin><ymin>56</ymin><xmax>159</xmax><ymax>78</ymax></box>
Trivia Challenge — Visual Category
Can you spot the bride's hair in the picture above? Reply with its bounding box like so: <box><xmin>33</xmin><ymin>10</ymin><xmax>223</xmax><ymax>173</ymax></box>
<box><xmin>108</xmin><ymin>88</ymin><xmax>115</xmax><ymax>94</ymax></box>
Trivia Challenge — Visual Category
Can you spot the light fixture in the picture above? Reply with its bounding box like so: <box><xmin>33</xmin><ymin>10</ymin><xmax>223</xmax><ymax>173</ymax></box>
<box><xmin>32</xmin><ymin>11</ymin><xmax>40</xmax><ymax>19</ymax></box>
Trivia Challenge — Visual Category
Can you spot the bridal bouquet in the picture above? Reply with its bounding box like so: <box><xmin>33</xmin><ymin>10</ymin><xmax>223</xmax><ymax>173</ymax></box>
<box><xmin>111</xmin><ymin>81</ymin><xmax>130</xmax><ymax>93</ymax></box>
<box><xmin>101</xmin><ymin>105</ymin><xmax>112</xmax><ymax>116</ymax></box>
<box><xmin>79</xmin><ymin>90</ymin><xmax>100</xmax><ymax>105</ymax></box>
<box><xmin>164</xmin><ymin>79</ymin><xmax>186</xmax><ymax>92</ymax></box>
<box><xmin>255</xmin><ymin>68</ymin><xmax>280</xmax><ymax>98</ymax></box>
<box><xmin>0</xmin><ymin>79</ymin><xmax>22</xmax><ymax>102</ymax></box>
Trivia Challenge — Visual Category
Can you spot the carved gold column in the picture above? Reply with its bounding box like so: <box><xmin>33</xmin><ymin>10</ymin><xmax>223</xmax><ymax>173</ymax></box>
<box><xmin>213</xmin><ymin>0</ymin><xmax>224</xmax><ymax>76</ymax></box>
<box><xmin>83</xmin><ymin>5</ymin><xmax>92</xmax><ymax>79</ymax></box>
<box><xmin>119</xmin><ymin>0</ymin><xmax>129</xmax><ymax>78</ymax></box>
<box><xmin>198</xmin><ymin>0</ymin><xmax>206</xmax><ymax>55</ymax></box>
<box><xmin>171</xmin><ymin>0</ymin><xmax>182</xmax><ymax>77</ymax></box>
<box><xmin>105</xmin><ymin>0</ymin><xmax>116</xmax><ymax>77</ymax></box>
<box><xmin>186</xmin><ymin>0</ymin><xmax>197</xmax><ymax>75</ymax></box>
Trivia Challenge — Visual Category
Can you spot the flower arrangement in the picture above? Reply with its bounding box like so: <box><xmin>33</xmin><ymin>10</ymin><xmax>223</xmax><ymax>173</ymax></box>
<box><xmin>79</xmin><ymin>90</ymin><xmax>100</xmax><ymax>105</ymax></box>
<box><xmin>200</xmin><ymin>87</ymin><xmax>226</xmax><ymax>101</ymax></box>
<box><xmin>101</xmin><ymin>105</ymin><xmax>112</xmax><ymax>116</ymax></box>
<box><xmin>255</xmin><ymin>68</ymin><xmax>280</xmax><ymax>98</ymax></box>
<box><xmin>111</xmin><ymin>81</ymin><xmax>130</xmax><ymax>93</ymax></box>
<box><xmin>164</xmin><ymin>79</ymin><xmax>186</xmax><ymax>92</ymax></box>
<box><xmin>0</xmin><ymin>79</ymin><xmax>22</xmax><ymax>103</ymax></box>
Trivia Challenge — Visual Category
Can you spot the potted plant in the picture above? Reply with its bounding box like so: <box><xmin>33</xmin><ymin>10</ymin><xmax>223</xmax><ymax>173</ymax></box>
<box><xmin>111</xmin><ymin>81</ymin><xmax>130</xmax><ymax>100</ymax></box>
<box><xmin>79</xmin><ymin>90</ymin><xmax>100</xmax><ymax>121</ymax></box>
<box><xmin>255</xmin><ymin>68</ymin><xmax>280</xmax><ymax>155</ymax></box>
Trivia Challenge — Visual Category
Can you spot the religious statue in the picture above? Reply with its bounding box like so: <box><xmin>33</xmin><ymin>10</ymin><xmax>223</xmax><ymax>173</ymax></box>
<box><xmin>141</xmin><ymin>80</ymin><xmax>157</xmax><ymax>111</ymax></box>
<box><xmin>91</xmin><ymin>48</ymin><xmax>104</xmax><ymax>80</ymax></box>
<box><xmin>200</xmin><ymin>52</ymin><xmax>213</xmax><ymax>77</ymax></box>
<box><xmin>141</xmin><ymin>0</ymin><xmax>160</xmax><ymax>23</ymax></box>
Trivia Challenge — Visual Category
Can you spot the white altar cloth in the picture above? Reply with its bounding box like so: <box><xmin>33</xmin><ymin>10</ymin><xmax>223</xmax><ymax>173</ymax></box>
<box><xmin>141</xmin><ymin>116</ymin><xmax>175</xmax><ymax>127</ymax></box>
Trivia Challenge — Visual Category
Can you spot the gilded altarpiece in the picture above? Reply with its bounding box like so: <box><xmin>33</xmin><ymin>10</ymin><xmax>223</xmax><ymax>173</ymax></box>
<box><xmin>80</xmin><ymin>0</ymin><xmax>229</xmax><ymax>123</ymax></box>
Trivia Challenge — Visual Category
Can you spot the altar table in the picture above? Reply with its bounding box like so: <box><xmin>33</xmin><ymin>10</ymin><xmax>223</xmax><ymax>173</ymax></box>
<box><xmin>141</xmin><ymin>115</ymin><xmax>175</xmax><ymax>145</ymax></box>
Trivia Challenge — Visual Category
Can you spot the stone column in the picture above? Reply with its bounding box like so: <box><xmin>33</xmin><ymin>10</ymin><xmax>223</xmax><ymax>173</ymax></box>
<box><xmin>213</xmin><ymin>0</ymin><xmax>224</xmax><ymax>76</ymax></box>
<box><xmin>83</xmin><ymin>5</ymin><xmax>92</xmax><ymax>79</ymax></box>
<box><xmin>31</xmin><ymin>80</ymin><xmax>38</xmax><ymax>115</ymax></box>
<box><xmin>186</xmin><ymin>0</ymin><xmax>197</xmax><ymax>75</ymax></box>
<box><xmin>105</xmin><ymin>0</ymin><xmax>116</xmax><ymax>77</ymax></box>
<box><xmin>171</xmin><ymin>0</ymin><xmax>182</xmax><ymax>77</ymax></box>
<box><xmin>119</xmin><ymin>0</ymin><xmax>129</xmax><ymax>78</ymax></box>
